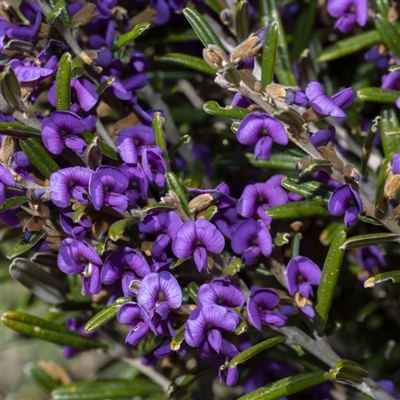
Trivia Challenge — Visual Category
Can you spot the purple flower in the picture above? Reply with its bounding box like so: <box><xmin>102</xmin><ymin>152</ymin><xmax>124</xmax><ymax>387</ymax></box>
<box><xmin>57</xmin><ymin>238</ymin><xmax>103</xmax><ymax>295</ymax></box>
<box><xmin>172</xmin><ymin>219</ymin><xmax>225</xmax><ymax>272</ymax></box>
<box><xmin>198</xmin><ymin>279</ymin><xmax>244</xmax><ymax>308</ymax></box>
<box><xmin>357</xmin><ymin>246</ymin><xmax>387</xmax><ymax>272</ymax></box>
<box><xmin>42</xmin><ymin>111</ymin><xmax>86</xmax><ymax>155</ymax></box>
<box><xmin>0</xmin><ymin>163</ymin><xmax>15</xmax><ymax>205</ymax></box>
<box><xmin>187</xmin><ymin>182</ymin><xmax>236</xmax><ymax>209</ymax></box>
<box><xmin>89</xmin><ymin>166</ymin><xmax>129</xmax><ymax>212</ymax></box>
<box><xmin>141</xmin><ymin>146</ymin><xmax>167</xmax><ymax>187</ymax></box>
<box><xmin>236</xmin><ymin>112</ymin><xmax>288</xmax><ymax>161</ymax></box>
<box><xmin>328</xmin><ymin>184</ymin><xmax>363</xmax><ymax>227</ymax></box>
<box><xmin>237</xmin><ymin>182</ymin><xmax>288</xmax><ymax>223</ymax></box>
<box><xmin>137</xmin><ymin>271</ymin><xmax>182</xmax><ymax>317</ymax></box>
<box><xmin>102</xmin><ymin>248</ymin><xmax>151</xmax><ymax>297</ymax></box>
<box><xmin>139</xmin><ymin>211</ymin><xmax>183</xmax><ymax>258</ymax></box>
<box><xmin>247</xmin><ymin>288</ymin><xmax>288</xmax><ymax>330</ymax></box>
<box><xmin>310</xmin><ymin>125</ymin><xmax>336</xmax><ymax>149</ymax></box>
<box><xmin>213</xmin><ymin>206</ymin><xmax>238</xmax><ymax>239</ymax></box>
<box><xmin>120</xmin><ymin>163</ymin><xmax>149</xmax><ymax>203</ymax></box>
<box><xmin>8</xmin><ymin>60</ymin><xmax>53</xmax><ymax>83</ymax></box>
<box><xmin>286</xmin><ymin>256</ymin><xmax>322</xmax><ymax>298</ymax></box>
<box><xmin>6</xmin><ymin>3</ymin><xmax>42</xmax><ymax>40</ymax></box>
<box><xmin>0</xmin><ymin>18</ymin><xmax>9</xmax><ymax>51</ymax></box>
<box><xmin>50</xmin><ymin>167</ymin><xmax>93</xmax><ymax>208</ymax></box>
<box><xmin>231</xmin><ymin>219</ymin><xmax>272</xmax><ymax>265</ymax></box>
<box><xmin>305</xmin><ymin>82</ymin><xmax>354</xmax><ymax>119</ymax></box>
<box><xmin>117</xmin><ymin>302</ymin><xmax>150</xmax><ymax>346</ymax></box>
<box><xmin>327</xmin><ymin>0</ymin><xmax>368</xmax><ymax>32</ymax></box>
<box><xmin>116</xmin><ymin>125</ymin><xmax>155</xmax><ymax>164</ymax></box>
<box><xmin>391</xmin><ymin>154</ymin><xmax>400</xmax><ymax>175</ymax></box>
<box><xmin>59</xmin><ymin>210</ymin><xmax>92</xmax><ymax>239</ymax></box>
<box><xmin>185</xmin><ymin>304</ymin><xmax>238</xmax><ymax>351</ymax></box>
<box><xmin>285</xmin><ymin>88</ymin><xmax>308</xmax><ymax>108</ymax></box>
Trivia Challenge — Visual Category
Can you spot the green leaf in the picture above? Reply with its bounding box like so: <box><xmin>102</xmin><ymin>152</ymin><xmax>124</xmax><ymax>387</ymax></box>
<box><xmin>357</xmin><ymin>87</ymin><xmax>400</xmax><ymax>103</ymax></box>
<box><xmin>204</xmin><ymin>100</ymin><xmax>251</xmax><ymax>119</ymax></box>
<box><xmin>281</xmin><ymin>177</ymin><xmax>333</xmax><ymax>206</ymax></box>
<box><xmin>1</xmin><ymin>65</ymin><xmax>22</xmax><ymax>108</ymax></box>
<box><xmin>291</xmin><ymin>0</ymin><xmax>318</xmax><ymax>61</ymax></box>
<box><xmin>364</xmin><ymin>270</ymin><xmax>400</xmax><ymax>288</ymax></box>
<box><xmin>81</xmin><ymin>130</ymin><xmax>118</xmax><ymax>160</ymax></box>
<box><xmin>187</xmin><ymin>282</ymin><xmax>199</xmax><ymax>304</ymax></box>
<box><xmin>24</xmin><ymin>362</ymin><xmax>60</xmax><ymax>395</ymax></box>
<box><xmin>6</xmin><ymin>231</ymin><xmax>47</xmax><ymax>260</ymax></box>
<box><xmin>142</xmin><ymin>203</ymin><xmax>177</xmax><ymax>212</ymax></box>
<box><xmin>274</xmin><ymin>232</ymin><xmax>290</xmax><ymax>246</ymax></box>
<box><xmin>0</xmin><ymin>195</ymin><xmax>27</xmax><ymax>211</ymax></box>
<box><xmin>380</xmin><ymin>108</ymin><xmax>400</xmax><ymax>160</ymax></box>
<box><xmin>166</xmin><ymin>172</ymin><xmax>190</xmax><ymax>217</ymax></box>
<box><xmin>375</xmin><ymin>159</ymin><xmax>391</xmax><ymax>210</ymax></box>
<box><xmin>137</xmin><ymin>332</ymin><xmax>163</xmax><ymax>357</ymax></box>
<box><xmin>84</xmin><ymin>297</ymin><xmax>132</xmax><ymax>333</ymax></box>
<box><xmin>46</xmin><ymin>0</ymin><xmax>67</xmax><ymax>24</ymax></box>
<box><xmin>222</xmin><ymin>257</ymin><xmax>242</xmax><ymax>275</ymax></box>
<box><xmin>204</xmin><ymin>205</ymin><xmax>218</xmax><ymax>220</ymax></box>
<box><xmin>183</xmin><ymin>7</ymin><xmax>225</xmax><ymax>49</ymax></box>
<box><xmin>71</xmin><ymin>57</ymin><xmax>84</xmax><ymax>79</ymax></box>
<box><xmin>96</xmin><ymin>237</ymin><xmax>107</xmax><ymax>256</ymax></box>
<box><xmin>261</xmin><ymin>21</ymin><xmax>278</xmax><ymax>88</ymax></box>
<box><xmin>111</xmin><ymin>22</ymin><xmax>150</xmax><ymax>52</ymax></box>
<box><xmin>155</xmin><ymin>53</ymin><xmax>216</xmax><ymax>74</ymax></box>
<box><xmin>375</xmin><ymin>14</ymin><xmax>400</xmax><ymax>59</ymax></box>
<box><xmin>330</xmin><ymin>359</ymin><xmax>368</xmax><ymax>384</ymax></box>
<box><xmin>266</xmin><ymin>201</ymin><xmax>331</xmax><ymax>219</ymax></box>
<box><xmin>96</xmin><ymin>76</ymin><xmax>115</xmax><ymax>95</ymax></box>
<box><xmin>56</xmin><ymin>52</ymin><xmax>72</xmax><ymax>111</ymax></box>
<box><xmin>1</xmin><ymin>311</ymin><xmax>108</xmax><ymax>349</ymax></box>
<box><xmin>341</xmin><ymin>232</ymin><xmax>400</xmax><ymax>249</ymax></box>
<box><xmin>153</xmin><ymin>112</ymin><xmax>171</xmax><ymax>172</ymax></box>
<box><xmin>0</xmin><ymin>122</ymin><xmax>41</xmax><ymax>138</ymax></box>
<box><xmin>375</xmin><ymin>0</ymin><xmax>391</xmax><ymax>17</ymax></box>
<box><xmin>234</xmin><ymin>0</ymin><xmax>249</xmax><ymax>43</ymax></box>
<box><xmin>170</xmin><ymin>329</ymin><xmax>185</xmax><ymax>351</ymax></box>
<box><xmin>258</xmin><ymin>0</ymin><xmax>297</xmax><ymax>86</ymax></box>
<box><xmin>215</xmin><ymin>152</ymin><xmax>301</xmax><ymax>171</ymax></box>
<box><xmin>9</xmin><ymin>258</ymin><xmax>68</xmax><ymax>304</ymax></box>
<box><xmin>315</xmin><ymin>230</ymin><xmax>347</xmax><ymax>333</ymax></box>
<box><xmin>20</xmin><ymin>137</ymin><xmax>60</xmax><ymax>179</ymax></box>
<box><xmin>46</xmin><ymin>0</ymin><xmax>71</xmax><ymax>27</ymax></box>
<box><xmin>108</xmin><ymin>217</ymin><xmax>140</xmax><ymax>241</ymax></box>
<box><xmin>168</xmin><ymin>134</ymin><xmax>191</xmax><ymax>156</ymax></box>
<box><xmin>72</xmin><ymin>204</ymin><xmax>86</xmax><ymax>223</ymax></box>
<box><xmin>228</xmin><ymin>336</ymin><xmax>285</xmax><ymax>367</ymax></box>
<box><xmin>319</xmin><ymin>222</ymin><xmax>346</xmax><ymax>246</ymax></box>
<box><xmin>316</xmin><ymin>30</ymin><xmax>381</xmax><ymax>62</ymax></box>
<box><xmin>51</xmin><ymin>379</ymin><xmax>160</xmax><ymax>400</ymax></box>
<box><xmin>238</xmin><ymin>371</ymin><xmax>329</xmax><ymax>400</ymax></box>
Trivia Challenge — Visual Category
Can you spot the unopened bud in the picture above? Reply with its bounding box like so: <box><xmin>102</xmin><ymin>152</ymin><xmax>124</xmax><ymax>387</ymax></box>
<box><xmin>203</xmin><ymin>44</ymin><xmax>230</xmax><ymax>70</ymax></box>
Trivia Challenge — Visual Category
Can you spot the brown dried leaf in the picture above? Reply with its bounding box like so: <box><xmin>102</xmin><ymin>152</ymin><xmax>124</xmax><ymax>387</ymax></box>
<box><xmin>71</xmin><ymin>3</ymin><xmax>99</xmax><ymax>28</ymax></box>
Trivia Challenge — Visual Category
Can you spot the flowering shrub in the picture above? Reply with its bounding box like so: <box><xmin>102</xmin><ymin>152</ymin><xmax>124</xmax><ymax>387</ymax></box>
<box><xmin>1</xmin><ymin>1</ymin><xmax>400</xmax><ymax>399</ymax></box>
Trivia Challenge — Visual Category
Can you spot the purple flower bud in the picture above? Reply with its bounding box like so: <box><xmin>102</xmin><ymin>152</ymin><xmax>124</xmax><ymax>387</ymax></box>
<box><xmin>310</xmin><ymin>125</ymin><xmax>336</xmax><ymax>149</ymax></box>
<box><xmin>328</xmin><ymin>184</ymin><xmax>363</xmax><ymax>227</ymax></box>
<box><xmin>117</xmin><ymin>302</ymin><xmax>150</xmax><ymax>346</ymax></box>
<box><xmin>236</xmin><ymin>112</ymin><xmax>288</xmax><ymax>161</ymax></box>
<box><xmin>172</xmin><ymin>219</ymin><xmax>225</xmax><ymax>272</ymax></box>
<box><xmin>391</xmin><ymin>154</ymin><xmax>400</xmax><ymax>175</ymax></box>
<box><xmin>286</xmin><ymin>256</ymin><xmax>322</xmax><ymax>298</ymax></box>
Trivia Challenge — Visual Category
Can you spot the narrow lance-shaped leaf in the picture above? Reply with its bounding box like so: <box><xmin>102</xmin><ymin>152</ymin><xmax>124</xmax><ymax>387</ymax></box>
<box><xmin>168</xmin><ymin>134</ymin><xmax>191</xmax><ymax>156</ymax></box>
<box><xmin>153</xmin><ymin>112</ymin><xmax>171</xmax><ymax>172</ymax></box>
<box><xmin>228</xmin><ymin>336</ymin><xmax>285</xmax><ymax>368</ymax></box>
<box><xmin>361</xmin><ymin>116</ymin><xmax>380</xmax><ymax>176</ymax></box>
<box><xmin>258</xmin><ymin>0</ymin><xmax>297</xmax><ymax>86</ymax></box>
<box><xmin>154</xmin><ymin>53</ymin><xmax>216</xmax><ymax>74</ymax></box>
<box><xmin>20</xmin><ymin>137</ymin><xmax>60</xmax><ymax>179</ymax></box>
<box><xmin>375</xmin><ymin>159</ymin><xmax>391</xmax><ymax>210</ymax></box>
<box><xmin>111</xmin><ymin>22</ymin><xmax>150</xmax><ymax>52</ymax></box>
<box><xmin>84</xmin><ymin>297</ymin><xmax>132</xmax><ymax>333</ymax></box>
<box><xmin>357</xmin><ymin>87</ymin><xmax>400</xmax><ymax>103</ymax></box>
<box><xmin>261</xmin><ymin>21</ymin><xmax>278</xmax><ymax>88</ymax></box>
<box><xmin>0</xmin><ymin>195</ymin><xmax>27</xmax><ymax>212</ymax></box>
<box><xmin>187</xmin><ymin>282</ymin><xmax>199</xmax><ymax>304</ymax></box>
<box><xmin>97</xmin><ymin>76</ymin><xmax>115</xmax><ymax>95</ymax></box>
<box><xmin>1</xmin><ymin>65</ymin><xmax>22</xmax><ymax>109</ymax></box>
<box><xmin>24</xmin><ymin>363</ymin><xmax>60</xmax><ymax>395</ymax></box>
<box><xmin>316</xmin><ymin>30</ymin><xmax>381</xmax><ymax>63</ymax></box>
<box><xmin>380</xmin><ymin>108</ymin><xmax>400</xmax><ymax>160</ymax></box>
<box><xmin>314</xmin><ymin>230</ymin><xmax>347</xmax><ymax>333</ymax></box>
<box><xmin>46</xmin><ymin>0</ymin><xmax>67</xmax><ymax>24</ymax></box>
<box><xmin>72</xmin><ymin>204</ymin><xmax>86</xmax><ymax>223</ymax></box>
<box><xmin>108</xmin><ymin>217</ymin><xmax>141</xmax><ymax>241</ymax></box>
<box><xmin>183</xmin><ymin>7</ymin><xmax>225</xmax><ymax>49</ymax></box>
<box><xmin>6</xmin><ymin>231</ymin><xmax>47</xmax><ymax>260</ymax></box>
<box><xmin>46</xmin><ymin>0</ymin><xmax>71</xmax><ymax>27</ymax></box>
<box><xmin>330</xmin><ymin>359</ymin><xmax>368</xmax><ymax>384</ymax></box>
<box><xmin>204</xmin><ymin>205</ymin><xmax>218</xmax><ymax>220</ymax></box>
<box><xmin>142</xmin><ymin>203</ymin><xmax>176</xmax><ymax>212</ymax></box>
<box><xmin>170</xmin><ymin>329</ymin><xmax>185</xmax><ymax>351</ymax></box>
<box><xmin>319</xmin><ymin>221</ymin><xmax>346</xmax><ymax>246</ymax></box>
<box><xmin>266</xmin><ymin>201</ymin><xmax>331</xmax><ymax>219</ymax></box>
<box><xmin>51</xmin><ymin>379</ymin><xmax>161</xmax><ymax>400</ymax></box>
<box><xmin>0</xmin><ymin>122</ymin><xmax>41</xmax><ymax>138</ymax></box>
<box><xmin>290</xmin><ymin>233</ymin><xmax>302</xmax><ymax>258</ymax></box>
<box><xmin>291</xmin><ymin>0</ymin><xmax>318</xmax><ymax>61</ymax></box>
<box><xmin>234</xmin><ymin>0</ymin><xmax>249</xmax><ymax>43</ymax></box>
<box><xmin>166</xmin><ymin>172</ymin><xmax>190</xmax><ymax>217</ymax></box>
<box><xmin>71</xmin><ymin>56</ymin><xmax>84</xmax><ymax>79</ymax></box>
<box><xmin>364</xmin><ymin>270</ymin><xmax>400</xmax><ymax>288</ymax></box>
<box><xmin>375</xmin><ymin>14</ymin><xmax>400</xmax><ymax>59</ymax></box>
<box><xmin>238</xmin><ymin>371</ymin><xmax>330</xmax><ymax>400</ymax></box>
<box><xmin>56</xmin><ymin>52</ymin><xmax>71</xmax><ymax>111</ymax></box>
<box><xmin>9</xmin><ymin>258</ymin><xmax>68</xmax><ymax>304</ymax></box>
<box><xmin>341</xmin><ymin>233</ymin><xmax>400</xmax><ymax>250</ymax></box>
<box><xmin>203</xmin><ymin>100</ymin><xmax>250</xmax><ymax>119</ymax></box>
<box><xmin>1</xmin><ymin>311</ymin><xmax>108</xmax><ymax>349</ymax></box>
<box><xmin>375</xmin><ymin>0</ymin><xmax>391</xmax><ymax>17</ymax></box>
<box><xmin>81</xmin><ymin>130</ymin><xmax>118</xmax><ymax>160</ymax></box>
